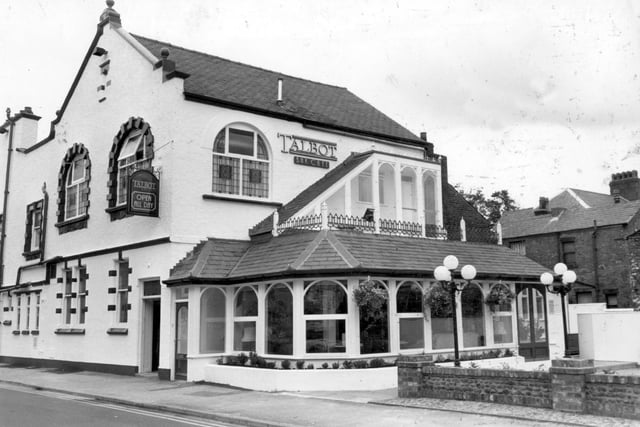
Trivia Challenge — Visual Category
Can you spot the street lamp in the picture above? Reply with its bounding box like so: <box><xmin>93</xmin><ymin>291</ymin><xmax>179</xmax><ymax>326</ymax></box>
<box><xmin>540</xmin><ymin>262</ymin><xmax>577</xmax><ymax>358</ymax></box>
<box><xmin>433</xmin><ymin>255</ymin><xmax>477</xmax><ymax>367</ymax></box>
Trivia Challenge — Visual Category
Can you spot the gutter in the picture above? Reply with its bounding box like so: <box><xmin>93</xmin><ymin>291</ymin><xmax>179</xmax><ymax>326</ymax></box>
<box><xmin>0</xmin><ymin>109</ymin><xmax>15</xmax><ymax>285</ymax></box>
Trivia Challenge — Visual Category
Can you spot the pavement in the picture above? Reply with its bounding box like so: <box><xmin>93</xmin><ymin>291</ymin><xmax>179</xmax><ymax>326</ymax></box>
<box><xmin>0</xmin><ymin>364</ymin><xmax>638</xmax><ymax>427</ymax></box>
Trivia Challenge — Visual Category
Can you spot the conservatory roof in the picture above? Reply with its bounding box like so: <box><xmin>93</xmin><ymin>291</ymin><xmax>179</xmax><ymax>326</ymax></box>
<box><xmin>166</xmin><ymin>229</ymin><xmax>548</xmax><ymax>285</ymax></box>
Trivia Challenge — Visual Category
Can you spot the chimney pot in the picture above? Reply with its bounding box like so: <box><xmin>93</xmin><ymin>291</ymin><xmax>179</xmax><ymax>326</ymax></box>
<box><xmin>533</xmin><ymin>196</ymin><xmax>551</xmax><ymax>215</ymax></box>
<box><xmin>610</xmin><ymin>170</ymin><xmax>640</xmax><ymax>201</ymax></box>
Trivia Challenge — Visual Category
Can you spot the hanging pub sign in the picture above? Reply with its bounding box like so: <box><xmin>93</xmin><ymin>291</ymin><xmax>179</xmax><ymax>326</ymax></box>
<box><xmin>127</xmin><ymin>170</ymin><xmax>159</xmax><ymax>217</ymax></box>
<box><xmin>278</xmin><ymin>133</ymin><xmax>337</xmax><ymax>169</ymax></box>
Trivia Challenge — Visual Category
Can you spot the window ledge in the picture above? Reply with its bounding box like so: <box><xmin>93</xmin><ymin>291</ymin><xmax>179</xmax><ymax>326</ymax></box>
<box><xmin>30</xmin><ymin>330</ymin><xmax>39</xmax><ymax>335</ymax></box>
<box><xmin>2</xmin><ymin>320</ymin><xmax>11</xmax><ymax>326</ymax></box>
<box><xmin>106</xmin><ymin>327</ymin><xmax>128</xmax><ymax>335</ymax></box>
<box><xmin>22</xmin><ymin>250</ymin><xmax>41</xmax><ymax>261</ymax></box>
<box><xmin>11</xmin><ymin>330</ymin><xmax>20</xmax><ymax>335</ymax></box>
<box><xmin>20</xmin><ymin>330</ymin><xmax>29</xmax><ymax>335</ymax></box>
<box><xmin>55</xmin><ymin>214</ymin><xmax>89</xmax><ymax>234</ymax></box>
<box><xmin>202</xmin><ymin>194</ymin><xmax>282</xmax><ymax>208</ymax></box>
<box><xmin>105</xmin><ymin>205</ymin><xmax>130</xmax><ymax>221</ymax></box>
<box><xmin>55</xmin><ymin>328</ymin><xmax>85</xmax><ymax>335</ymax></box>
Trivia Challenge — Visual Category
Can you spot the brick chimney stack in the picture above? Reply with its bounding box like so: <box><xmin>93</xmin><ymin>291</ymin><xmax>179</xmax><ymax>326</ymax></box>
<box><xmin>609</xmin><ymin>170</ymin><xmax>640</xmax><ymax>201</ymax></box>
<box><xmin>12</xmin><ymin>106</ymin><xmax>41</xmax><ymax>150</ymax></box>
<box><xmin>533</xmin><ymin>196</ymin><xmax>551</xmax><ymax>215</ymax></box>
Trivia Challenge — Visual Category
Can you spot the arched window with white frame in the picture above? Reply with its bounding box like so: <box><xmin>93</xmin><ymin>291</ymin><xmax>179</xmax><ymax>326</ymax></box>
<box><xmin>200</xmin><ymin>288</ymin><xmax>226</xmax><ymax>354</ymax></box>
<box><xmin>265</xmin><ymin>283</ymin><xmax>293</xmax><ymax>355</ymax></box>
<box><xmin>461</xmin><ymin>283</ymin><xmax>486</xmax><ymax>348</ymax></box>
<box><xmin>396</xmin><ymin>281</ymin><xmax>424</xmax><ymax>350</ymax></box>
<box><xmin>56</xmin><ymin>143</ymin><xmax>91</xmax><ymax>230</ymax></box>
<box><xmin>304</xmin><ymin>280</ymin><xmax>348</xmax><ymax>353</ymax></box>
<box><xmin>423</xmin><ymin>173</ymin><xmax>437</xmax><ymax>225</ymax></box>
<box><xmin>212</xmin><ymin>124</ymin><xmax>270</xmax><ymax>198</ymax></box>
<box><xmin>233</xmin><ymin>286</ymin><xmax>258</xmax><ymax>352</ymax></box>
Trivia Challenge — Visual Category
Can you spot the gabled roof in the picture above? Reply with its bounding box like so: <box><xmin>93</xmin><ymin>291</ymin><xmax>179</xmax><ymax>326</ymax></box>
<box><xmin>549</xmin><ymin>189</ymin><xmax>620</xmax><ymax>210</ymax></box>
<box><xmin>501</xmin><ymin>200</ymin><xmax>640</xmax><ymax>239</ymax></box>
<box><xmin>166</xmin><ymin>229</ymin><xmax>547</xmax><ymax>284</ymax></box>
<box><xmin>132</xmin><ymin>35</ymin><xmax>425</xmax><ymax>145</ymax></box>
<box><xmin>249</xmin><ymin>151</ymin><xmax>374</xmax><ymax>236</ymax></box>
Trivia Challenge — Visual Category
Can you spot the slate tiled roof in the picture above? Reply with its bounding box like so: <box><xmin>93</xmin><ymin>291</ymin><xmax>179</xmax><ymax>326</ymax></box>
<box><xmin>501</xmin><ymin>200</ymin><xmax>640</xmax><ymax>239</ymax></box>
<box><xmin>549</xmin><ymin>189</ymin><xmax>619</xmax><ymax>210</ymax></box>
<box><xmin>249</xmin><ymin>151</ymin><xmax>373</xmax><ymax>236</ymax></box>
<box><xmin>132</xmin><ymin>35</ymin><xmax>423</xmax><ymax>144</ymax></box>
<box><xmin>166</xmin><ymin>230</ymin><xmax>547</xmax><ymax>284</ymax></box>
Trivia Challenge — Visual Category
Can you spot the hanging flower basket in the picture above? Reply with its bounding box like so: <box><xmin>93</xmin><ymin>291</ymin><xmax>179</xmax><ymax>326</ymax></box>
<box><xmin>485</xmin><ymin>284</ymin><xmax>514</xmax><ymax>311</ymax></box>
<box><xmin>353</xmin><ymin>280</ymin><xmax>388</xmax><ymax>321</ymax></box>
<box><xmin>423</xmin><ymin>284</ymin><xmax>453</xmax><ymax>318</ymax></box>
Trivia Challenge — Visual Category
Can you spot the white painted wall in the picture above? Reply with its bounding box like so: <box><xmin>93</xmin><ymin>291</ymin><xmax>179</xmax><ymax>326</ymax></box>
<box><xmin>567</xmin><ymin>303</ymin><xmax>607</xmax><ymax>334</ymax></box>
<box><xmin>577</xmin><ymin>311</ymin><xmax>640</xmax><ymax>362</ymax></box>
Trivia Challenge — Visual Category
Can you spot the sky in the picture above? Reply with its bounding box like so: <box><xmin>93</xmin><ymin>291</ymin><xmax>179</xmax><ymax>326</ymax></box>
<box><xmin>2</xmin><ymin>0</ymin><xmax>639</xmax><ymax>208</ymax></box>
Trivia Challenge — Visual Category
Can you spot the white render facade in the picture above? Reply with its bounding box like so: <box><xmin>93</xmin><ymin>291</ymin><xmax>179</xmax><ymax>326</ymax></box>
<box><xmin>0</xmin><ymin>3</ymin><xmax>563</xmax><ymax>382</ymax></box>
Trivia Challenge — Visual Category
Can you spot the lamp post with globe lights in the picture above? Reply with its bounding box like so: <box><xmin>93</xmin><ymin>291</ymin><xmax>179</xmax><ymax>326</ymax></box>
<box><xmin>433</xmin><ymin>255</ymin><xmax>477</xmax><ymax>367</ymax></box>
<box><xmin>540</xmin><ymin>262</ymin><xmax>577</xmax><ymax>358</ymax></box>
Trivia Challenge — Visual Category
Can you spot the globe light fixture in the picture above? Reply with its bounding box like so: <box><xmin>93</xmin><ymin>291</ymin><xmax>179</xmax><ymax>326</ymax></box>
<box><xmin>540</xmin><ymin>262</ymin><xmax>577</xmax><ymax>357</ymax></box>
<box><xmin>433</xmin><ymin>255</ymin><xmax>477</xmax><ymax>367</ymax></box>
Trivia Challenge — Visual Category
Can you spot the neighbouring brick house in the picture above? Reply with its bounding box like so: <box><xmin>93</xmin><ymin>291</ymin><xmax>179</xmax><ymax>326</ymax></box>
<box><xmin>500</xmin><ymin>171</ymin><xmax>640</xmax><ymax>309</ymax></box>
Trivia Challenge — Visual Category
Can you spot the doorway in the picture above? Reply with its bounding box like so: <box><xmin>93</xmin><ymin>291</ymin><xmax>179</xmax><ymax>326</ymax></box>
<box><xmin>175</xmin><ymin>302</ymin><xmax>188</xmax><ymax>380</ymax></box>
<box><xmin>141</xmin><ymin>299</ymin><xmax>161</xmax><ymax>372</ymax></box>
<box><xmin>516</xmin><ymin>284</ymin><xmax>549</xmax><ymax>360</ymax></box>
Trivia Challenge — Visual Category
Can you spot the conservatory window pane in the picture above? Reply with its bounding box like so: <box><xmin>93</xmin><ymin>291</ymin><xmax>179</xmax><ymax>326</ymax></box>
<box><xmin>396</xmin><ymin>282</ymin><xmax>422</xmax><ymax>313</ymax></box>
<box><xmin>359</xmin><ymin>282</ymin><xmax>389</xmax><ymax>354</ymax></box>
<box><xmin>461</xmin><ymin>285</ymin><xmax>486</xmax><ymax>348</ymax></box>
<box><xmin>400</xmin><ymin>318</ymin><xmax>424</xmax><ymax>349</ymax></box>
<box><xmin>306</xmin><ymin>320</ymin><xmax>346</xmax><ymax>353</ymax></box>
<box><xmin>493</xmin><ymin>315</ymin><xmax>513</xmax><ymax>344</ymax></box>
<box><xmin>200</xmin><ymin>288</ymin><xmax>226</xmax><ymax>353</ymax></box>
<box><xmin>266</xmin><ymin>284</ymin><xmax>293</xmax><ymax>355</ymax></box>
<box><xmin>235</xmin><ymin>288</ymin><xmax>258</xmax><ymax>317</ymax></box>
<box><xmin>304</xmin><ymin>282</ymin><xmax>347</xmax><ymax>315</ymax></box>
<box><xmin>234</xmin><ymin>321</ymin><xmax>256</xmax><ymax>352</ymax></box>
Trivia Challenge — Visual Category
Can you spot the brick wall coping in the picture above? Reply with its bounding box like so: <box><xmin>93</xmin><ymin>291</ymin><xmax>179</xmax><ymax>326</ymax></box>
<box><xmin>421</xmin><ymin>366</ymin><xmax>550</xmax><ymax>380</ymax></box>
<box><xmin>586</xmin><ymin>374</ymin><xmax>640</xmax><ymax>385</ymax></box>
<box><xmin>549</xmin><ymin>366</ymin><xmax>597</xmax><ymax>375</ymax></box>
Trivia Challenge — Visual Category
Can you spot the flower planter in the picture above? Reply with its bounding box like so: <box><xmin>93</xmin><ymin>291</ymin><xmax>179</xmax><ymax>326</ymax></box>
<box><xmin>204</xmin><ymin>364</ymin><xmax>397</xmax><ymax>392</ymax></box>
<box><xmin>436</xmin><ymin>355</ymin><xmax>524</xmax><ymax>369</ymax></box>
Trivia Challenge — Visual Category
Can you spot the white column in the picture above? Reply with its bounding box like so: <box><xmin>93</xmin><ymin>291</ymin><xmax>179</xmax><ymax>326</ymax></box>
<box><xmin>347</xmin><ymin>278</ymin><xmax>360</xmax><ymax>356</ymax></box>
<box><xmin>345</xmin><ymin>179</ymin><xmax>352</xmax><ymax>217</ymax></box>
<box><xmin>460</xmin><ymin>217</ymin><xmax>467</xmax><ymax>242</ymax></box>
<box><xmin>225</xmin><ymin>287</ymin><xmax>234</xmax><ymax>354</ymax></box>
<box><xmin>497</xmin><ymin>222</ymin><xmax>503</xmax><ymax>245</ymax></box>
<box><xmin>292</xmin><ymin>279</ymin><xmax>304</xmax><ymax>357</ymax></box>
<box><xmin>256</xmin><ymin>284</ymin><xmax>266</xmax><ymax>355</ymax></box>
<box><xmin>372</xmin><ymin>159</ymin><xmax>380</xmax><ymax>233</ymax></box>
<box><xmin>187</xmin><ymin>287</ymin><xmax>199</xmax><ymax>356</ymax></box>
<box><xmin>388</xmin><ymin>280</ymin><xmax>399</xmax><ymax>354</ymax></box>
<box><xmin>422</xmin><ymin>280</ymin><xmax>432</xmax><ymax>351</ymax></box>
<box><xmin>395</xmin><ymin>163</ymin><xmax>402</xmax><ymax>221</ymax></box>
<box><xmin>272</xmin><ymin>210</ymin><xmax>279</xmax><ymax>237</ymax></box>
<box><xmin>435</xmin><ymin>169</ymin><xmax>444</xmax><ymax>227</ymax></box>
<box><xmin>417</xmin><ymin>169</ymin><xmax>425</xmax><ymax>237</ymax></box>
<box><xmin>321</xmin><ymin>202</ymin><xmax>328</xmax><ymax>230</ymax></box>
<box><xmin>158</xmin><ymin>283</ymin><xmax>174</xmax><ymax>378</ymax></box>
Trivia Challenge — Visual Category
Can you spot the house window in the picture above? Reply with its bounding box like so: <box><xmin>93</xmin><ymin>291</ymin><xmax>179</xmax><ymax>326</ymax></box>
<box><xmin>396</xmin><ymin>281</ymin><xmax>424</xmax><ymax>350</ymax></box>
<box><xmin>117</xmin><ymin>130</ymin><xmax>153</xmax><ymax>205</ymax></box>
<box><xmin>575</xmin><ymin>291</ymin><xmax>593</xmax><ymax>304</ymax></box>
<box><xmin>25</xmin><ymin>294</ymin><xmax>31</xmax><ymax>330</ymax></box>
<box><xmin>266</xmin><ymin>283</ymin><xmax>293</xmax><ymax>355</ymax></box>
<box><xmin>15</xmin><ymin>294</ymin><xmax>21</xmax><ymax>331</ymax></box>
<box><xmin>233</xmin><ymin>287</ymin><xmax>258</xmax><ymax>352</ymax></box>
<box><xmin>200</xmin><ymin>288</ymin><xmax>226</xmax><ymax>353</ymax></box>
<box><xmin>304</xmin><ymin>281</ymin><xmax>347</xmax><ymax>353</ymax></box>
<box><xmin>461</xmin><ymin>284</ymin><xmax>486</xmax><ymax>347</ymax></box>
<box><xmin>508</xmin><ymin>241</ymin><xmax>526</xmax><ymax>256</ymax></box>
<box><xmin>24</xmin><ymin>200</ymin><xmax>44</xmax><ymax>257</ymax></box>
<box><xmin>423</xmin><ymin>174</ymin><xmax>436</xmax><ymax>225</ymax></box>
<box><xmin>59</xmin><ymin>144</ymin><xmax>91</xmax><ymax>221</ymax></box>
<box><xmin>106</xmin><ymin>117</ymin><xmax>154</xmax><ymax>213</ymax></box>
<box><xmin>78</xmin><ymin>266</ymin><xmax>87</xmax><ymax>324</ymax></box>
<box><xmin>212</xmin><ymin>126</ymin><xmax>269</xmax><ymax>198</ymax></box>
<box><xmin>63</xmin><ymin>268</ymin><xmax>74</xmax><ymax>324</ymax></box>
<box><xmin>605</xmin><ymin>292</ymin><xmax>618</xmax><ymax>308</ymax></box>
<box><xmin>562</xmin><ymin>240</ymin><xmax>577</xmax><ymax>268</ymax></box>
<box><xmin>117</xmin><ymin>260</ymin><xmax>130</xmax><ymax>323</ymax></box>
<box><xmin>35</xmin><ymin>293</ymin><xmax>40</xmax><ymax>330</ymax></box>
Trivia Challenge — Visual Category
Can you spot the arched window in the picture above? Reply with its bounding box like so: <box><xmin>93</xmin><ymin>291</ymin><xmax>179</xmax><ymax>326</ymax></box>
<box><xmin>396</xmin><ymin>281</ymin><xmax>423</xmax><ymax>350</ymax></box>
<box><xmin>303</xmin><ymin>281</ymin><xmax>347</xmax><ymax>353</ymax></box>
<box><xmin>212</xmin><ymin>125</ymin><xmax>269</xmax><ymax>198</ymax></box>
<box><xmin>106</xmin><ymin>117</ymin><xmax>154</xmax><ymax>213</ymax></box>
<box><xmin>423</xmin><ymin>174</ymin><xmax>436</xmax><ymax>225</ymax></box>
<box><xmin>266</xmin><ymin>283</ymin><xmax>293</xmax><ymax>355</ymax></box>
<box><xmin>489</xmin><ymin>283</ymin><xmax>514</xmax><ymax>344</ymax></box>
<box><xmin>200</xmin><ymin>288</ymin><xmax>226</xmax><ymax>353</ymax></box>
<box><xmin>359</xmin><ymin>280</ymin><xmax>389</xmax><ymax>354</ymax></box>
<box><xmin>401</xmin><ymin>168</ymin><xmax>417</xmax><ymax>222</ymax></box>
<box><xmin>461</xmin><ymin>284</ymin><xmax>486</xmax><ymax>348</ymax></box>
<box><xmin>56</xmin><ymin>143</ymin><xmax>91</xmax><ymax>231</ymax></box>
<box><xmin>233</xmin><ymin>287</ymin><xmax>258</xmax><ymax>352</ymax></box>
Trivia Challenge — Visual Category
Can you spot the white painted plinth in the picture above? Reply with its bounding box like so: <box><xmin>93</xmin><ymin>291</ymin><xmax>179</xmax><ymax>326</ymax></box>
<box><xmin>204</xmin><ymin>364</ymin><xmax>397</xmax><ymax>392</ymax></box>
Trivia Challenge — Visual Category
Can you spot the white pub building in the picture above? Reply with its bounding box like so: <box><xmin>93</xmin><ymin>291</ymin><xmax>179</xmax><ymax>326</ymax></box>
<box><xmin>0</xmin><ymin>2</ymin><xmax>563</xmax><ymax>382</ymax></box>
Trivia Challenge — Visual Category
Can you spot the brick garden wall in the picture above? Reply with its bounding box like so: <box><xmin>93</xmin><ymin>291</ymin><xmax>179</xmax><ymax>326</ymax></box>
<box><xmin>585</xmin><ymin>374</ymin><xmax>640</xmax><ymax>419</ymax></box>
<box><xmin>398</xmin><ymin>356</ymin><xmax>640</xmax><ymax>421</ymax></box>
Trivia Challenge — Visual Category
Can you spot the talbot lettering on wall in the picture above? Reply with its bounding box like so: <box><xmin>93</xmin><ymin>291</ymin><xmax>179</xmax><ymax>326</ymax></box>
<box><xmin>278</xmin><ymin>133</ymin><xmax>337</xmax><ymax>168</ymax></box>
<box><xmin>127</xmin><ymin>170</ymin><xmax>159</xmax><ymax>217</ymax></box>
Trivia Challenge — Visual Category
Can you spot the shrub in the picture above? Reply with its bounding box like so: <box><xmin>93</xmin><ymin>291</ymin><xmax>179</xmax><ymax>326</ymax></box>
<box><xmin>216</xmin><ymin>357</ymin><xmax>224</xmax><ymax>365</ymax></box>
<box><xmin>281</xmin><ymin>360</ymin><xmax>291</xmax><ymax>370</ymax></box>
<box><xmin>249</xmin><ymin>352</ymin><xmax>259</xmax><ymax>366</ymax></box>
<box><xmin>342</xmin><ymin>360</ymin><xmax>353</xmax><ymax>369</ymax></box>
<box><xmin>469</xmin><ymin>361</ymin><xmax>479</xmax><ymax>369</ymax></box>
<box><xmin>266</xmin><ymin>362</ymin><xmax>276</xmax><ymax>369</ymax></box>
<box><xmin>306</xmin><ymin>363</ymin><xmax>315</xmax><ymax>369</ymax></box>
<box><xmin>321</xmin><ymin>362</ymin><xmax>329</xmax><ymax>369</ymax></box>
<box><xmin>332</xmin><ymin>362</ymin><xmax>340</xmax><ymax>369</ymax></box>
<box><xmin>424</xmin><ymin>285</ymin><xmax>452</xmax><ymax>318</ymax></box>
<box><xmin>237</xmin><ymin>352</ymin><xmax>249</xmax><ymax>366</ymax></box>
<box><xmin>369</xmin><ymin>358</ymin><xmax>386</xmax><ymax>368</ymax></box>
<box><xmin>504</xmin><ymin>349</ymin><xmax>514</xmax><ymax>357</ymax></box>
<box><xmin>256</xmin><ymin>357</ymin><xmax>267</xmax><ymax>368</ymax></box>
<box><xmin>295</xmin><ymin>360</ymin><xmax>305</xmax><ymax>369</ymax></box>
<box><xmin>353</xmin><ymin>360</ymin><xmax>368</xmax><ymax>369</ymax></box>
<box><xmin>353</xmin><ymin>280</ymin><xmax>388</xmax><ymax>322</ymax></box>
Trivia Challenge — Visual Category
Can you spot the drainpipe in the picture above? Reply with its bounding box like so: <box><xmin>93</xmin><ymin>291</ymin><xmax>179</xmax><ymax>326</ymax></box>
<box><xmin>40</xmin><ymin>183</ymin><xmax>48</xmax><ymax>262</ymax></box>
<box><xmin>0</xmin><ymin>108</ymin><xmax>15</xmax><ymax>285</ymax></box>
<box><xmin>592</xmin><ymin>220</ymin><xmax>600</xmax><ymax>301</ymax></box>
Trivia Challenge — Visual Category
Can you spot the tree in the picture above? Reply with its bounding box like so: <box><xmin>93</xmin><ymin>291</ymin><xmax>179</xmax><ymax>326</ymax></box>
<box><xmin>454</xmin><ymin>186</ymin><xmax>519</xmax><ymax>225</ymax></box>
